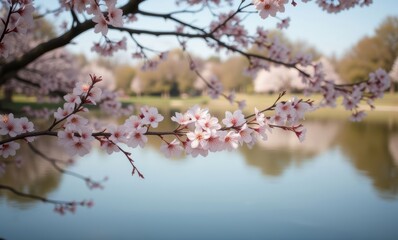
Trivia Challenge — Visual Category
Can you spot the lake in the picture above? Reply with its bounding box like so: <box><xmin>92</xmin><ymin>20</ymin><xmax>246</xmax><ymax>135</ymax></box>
<box><xmin>1</xmin><ymin>110</ymin><xmax>398</xmax><ymax>240</ymax></box>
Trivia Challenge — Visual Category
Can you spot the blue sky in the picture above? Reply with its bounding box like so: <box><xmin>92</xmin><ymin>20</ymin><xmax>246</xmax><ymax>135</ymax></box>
<box><xmin>36</xmin><ymin>0</ymin><xmax>398</xmax><ymax>62</ymax></box>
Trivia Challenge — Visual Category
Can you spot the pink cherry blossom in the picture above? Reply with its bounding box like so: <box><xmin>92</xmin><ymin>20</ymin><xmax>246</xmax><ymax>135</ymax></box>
<box><xmin>254</xmin><ymin>107</ymin><xmax>265</xmax><ymax>126</ymax></box>
<box><xmin>124</xmin><ymin>115</ymin><xmax>144</xmax><ymax>130</ymax></box>
<box><xmin>207</xmin><ymin>129</ymin><xmax>223</xmax><ymax>152</ymax></box>
<box><xmin>0</xmin><ymin>114</ymin><xmax>23</xmax><ymax>137</ymax></box>
<box><xmin>238</xmin><ymin>124</ymin><xmax>254</xmax><ymax>144</ymax></box>
<box><xmin>187</xmin><ymin>105</ymin><xmax>208</xmax><ymax>122</ymax></box>
<box><xmin>86</xmin><ymin>0</ymin><xmax>100</xmax><ymax>15</ymax></box>
<box><xmin>254</xmin><ymin>124</ymin><xmax>269</xmax><ymax>141</ymax></box>
<box><xmin>101</xmin><ymin>140</ymin><xmax>120</xmax><ymax>154</ymax></box>
<box><xmin>127</xmin><ymin>126</ymin><xmax>148</xmax><ymax>148</ymax></box>
<box><xmin>275</xmin><ymin>101</ymin><xmax>295</xmax><ymax>118</ymax></box>
<box><xmin>65</xmin><ymin>114</ymin><xmax>89</xmax><ymax>131</ymax></box>
<box><xmin>65</xmin><ymin>137</ymin><xmax>92</xmax><ymax>156</ymax></box>
<box><xmin>141</xmin><ymin>107</ymin><xmax>164</xmax><ymax>128</ymax></box>
<box><xmin>254</xmin><ymin>0</ymin><xmax>279</xmax><ymax>19</ymax></box>
<box><xmin>222</xmin><ymin>110</ymin><xmax>245</xmax><ymax>128</ymax></box>
<box><xmin>277</xmin><ymin>17</ymin><xmax>290</xmax><ymax>29</ymax></box>
<box><xmin>184</xmin><ymin>142</ymin><xmax>209</xmax><ymax>157</ymax></box>
<box><xmin>160</xmin><ymin>139</ymin><xmax>183</xmax><ymax>158</ymax></box>
<box><xmin>57</xmin><ymin>128</ymin><xmax>76</xmax><ymax>146</ymax></box>
<box><xmin>171</xmin><ymin>112</ymin><xmax>192</xmax><ymax>126</ymax></box>
<box><xmin>107</xmin><ymin>6</ymin><xmax>123</xmax><ymax>27</ymax></box>
<box><xmin>0</xmin><ymin>141</ymin><xmax>20</xmax><ymax>158</ymax></box>
<box><xmin>19</xmin><ymin>117</ymin><xmax>34</xmax><ymax>133</ymax></box>
<box><xmin>93</xmin><ymin>13</ymin><xmax>109</xmax><ymax>36</ymax></box>
<box><xmin>293</xmin><ymin>125</ymin><xmax>307</xmax><ymax>142</ymax></box>
<box><xmin>219</xmin><ymin>130</ymin><xmax>240</xmax><ymax>151</ymax></box>
<box><xmin>271</xmin><ymin>112</ymin><xmax>287</xmax><ymax>125</ymax></box>
<box><xmin>64</xmin><ymin>93</ymin><xmax>82</xmax><ymax>106</ymax></box>
<box><xmin>197</xmin><ymin>115</ymin><xmax>221</xmax><ymax>131</ymax></box>
<box><xmin>54</xmin><ymin>105</ymin><xmax>74</xmax><ymax>120</ymax></box>
<box><xmin>351</xmin><ymin>111</ymin><xmax>367</xmax><ymax>122</ymax></box>
<box><xmin>109</xmin><ymin>125</ymin><xmax>128</xmax><ymax>144</ymax></box>
<box><xmin>186</xmin><ymin>128</ymin><xmax>210</xmax><ymax>149</ymax></box>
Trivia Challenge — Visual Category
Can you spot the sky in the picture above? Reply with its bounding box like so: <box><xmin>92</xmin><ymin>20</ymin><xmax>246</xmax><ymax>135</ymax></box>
<box><xmin>35</xmin><ymin>0</ymin><xmax>398</xmax><ymax>62</ymax></box>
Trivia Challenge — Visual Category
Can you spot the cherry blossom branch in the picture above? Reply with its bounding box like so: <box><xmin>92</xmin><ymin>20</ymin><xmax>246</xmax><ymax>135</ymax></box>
<box><xmin>212</xmin><ymin>37</ymin><xmax>311</xmax><ymax>77</ymax></box>
<box><xmin>70</xmin><ymin>9</ymin><xmax>81</xmax><ymax>25</ymax></box>
<box><xmin>111</xmin><ymin>23</ymin><xmax>311</xmax><ymax>78</ymax></box>
<box><xmin>245</xmin><ymin>91</ymin><xmax>286</xmax><ymax>119</ymax></box>
<box><xmin>114</xmin><ymin>142</ymin><xmax>144</xmax><ymax>179</ymax></box>
<box><xmin>0</xmin><ymin>0</ymin><xmax>142</xmax><ymax>83</ymax></box>
<box><xmin>0</xmin><ymin>127</ymin><xmax>194</xmax><ymax>146</ymax></box>
<box><xmin>209</xmin><ymin>1</ymin><xmax>251</xmax><ymax>34</ymax></box>
<box><xmin>136</xmin><ymin>10</ymin><xmax>208</xmax><ymax>34</ymax></box>
<box><xmin>0</xmin><ymin>4</ymin><xmax>15</xmax><ymax>42</ymax></box>
<box><xmin>0</xmin><ymin>184</ymin><xmax>93</xmax><ymax>214</ymax></box>
<box><xmin>28</xmin><ymin>142</ymin><xmax>106</xmax><ymax>190</ymax></box>
<box><xmin>162</xmin><ymin>4</ymin><xmax>205</xmax><ymax>16</ymax></box>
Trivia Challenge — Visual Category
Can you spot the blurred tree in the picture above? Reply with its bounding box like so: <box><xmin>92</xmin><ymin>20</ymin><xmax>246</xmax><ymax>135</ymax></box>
<box><xmin>337</xmin><ymin>16</ymin><xmax>398</xmax><ymax>83</ymax></box>
<box><xmin>337</xmin><ymin>121</ymin><xmax>398</xmax><ymax>198</ymax></box>
<box><xmin>136</xmin><ymin>49</ymin><xmax>196</xmax><ymax>96</ymax></box>
<box><xmin>115</xmin><ymin>64</ymin><xmax>136</xmax><ymax>93</ymax></box>
<box><xmin>215</xmin><ymin>56</ymin><xmax>252</xmax><ymax>93</ymax></box>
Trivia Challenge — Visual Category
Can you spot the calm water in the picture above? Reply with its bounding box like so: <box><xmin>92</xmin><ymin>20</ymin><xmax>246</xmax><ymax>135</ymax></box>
<box><xmin>1</xmin><ymin>113</ymin><xmax>398</xmax><ymax>240</ymax></box>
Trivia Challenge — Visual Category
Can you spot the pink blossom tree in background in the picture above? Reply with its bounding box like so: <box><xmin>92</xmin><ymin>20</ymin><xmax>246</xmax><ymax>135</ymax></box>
<box><xmin>0</xmin><ymin>0</ymin><xmax>391</xmax><ymax>213</ymax></box>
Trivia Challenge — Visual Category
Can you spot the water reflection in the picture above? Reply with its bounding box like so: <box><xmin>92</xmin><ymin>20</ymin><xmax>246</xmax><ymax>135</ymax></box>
<box><xmin>241</xmin><ymin>120</ymin><xmax>341</xmax><ymax>176</ymax></box>
<box><xmin>337</xmin><ymin>121</ymin><xmax>398</xmax><ymax>199</ymax></box>
<box><xmin>0</xmin><ymin>136</ymin><xmax>69</xmax><ymax>207</ymax></box>
<box><xmin>1</xmin><ymin>109</ymin><xmax>398</xmax><ymax>205</ymax></box>
<box><xmin>389</xmin><ymin>134</ymin><xmax>398</xmax><ymax>167</ymax></box>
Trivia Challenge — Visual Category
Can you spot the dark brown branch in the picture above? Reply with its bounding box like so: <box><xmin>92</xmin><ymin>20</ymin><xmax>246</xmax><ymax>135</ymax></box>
<box><xmin>136</xmin><ymin>9</ymin><xmax>208</xmax><ymax>34</ymax></box>
<box><xmin>0</xmin><ymin>20</ymin><xmax>94</xmax><ymax>84</ymax></box>
<box><xmin>0</xmin><ymin>4</ymin><xmax>13</xmax><ymax>43</ymax></box>
<box><xmin>0</xmin><ymin>183</ymin><xmax>78</xmax><ymax>206</ymax></box>
<box><xmin>0</xmin><ymin>129</ymin><xmax>185</xmax><ymax>146</ymax></box>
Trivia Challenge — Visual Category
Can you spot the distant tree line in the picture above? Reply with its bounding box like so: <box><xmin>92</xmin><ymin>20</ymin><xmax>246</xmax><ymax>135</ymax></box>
<box><xmin>75</xmin><ymin>16</ymin><xmax>398</xmax><ymax>97</ymax></box>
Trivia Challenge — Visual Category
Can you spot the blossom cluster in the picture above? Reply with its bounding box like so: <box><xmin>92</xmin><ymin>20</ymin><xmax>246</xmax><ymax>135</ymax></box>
<box><xmin>308</xmin><ymin>66</ymin><xmax>391</xmax><ymax>121</ymax></box>
<box><xmin>91</xmin><ymin>37</ymin><xmax>127</xmax><ymax>57</ymax></box>
<box><xmin>58</xmin><ymin>0</ymin><xmax>123</xmax><ymax>36</ymax></box>
<box><xmin>0</xmin><ymin>113</ymin><xmax>35</xmax><ymax>158</ymax></box>
<box><xmin>206</xmin><ymin>75</ymin><xmax>223</xmax><ymax>99</ymax></box>
<box><xmin>159</xmin><ymin>95</ymin><xmax>312</xmax><ymax>158</ymax></box>
<box><xmin>244</xmin><ymin>27</ymin><xmax>313</xmax><ymax>76</ymax></box>
<box><xmin>210</xmin><ymin>11</ymin><xmax>249</xmax><ymax>48</ymax></box>
<box><xmin>252</xmin><ymin>0</ymin><xmax>372</xmax><ymax>19</ymax></box>
<box><xmin>50</xmin><ymin>75</ymin><xmax>159</xmax><ymax>157</ymax></box>
<box><xmin>316</xmin><ymin>0</ymin><xmax>373</xmax><ymax>13</ymax></box>
<box><xmin>252</xmin><ymin>0</ymin><xmax>288</xmax><ymax>19</ymax></box>
<box><xmin>0</xmin><ymin>0</ymin><xmax>35</xmax><ymax>58</ymax></box>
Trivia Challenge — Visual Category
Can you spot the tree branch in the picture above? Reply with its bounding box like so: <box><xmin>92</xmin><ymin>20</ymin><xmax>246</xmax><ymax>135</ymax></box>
<box><xmin>0</xmin><ymin>0</ymin><xmax>143</xmax><ymax>84</ymax></box>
